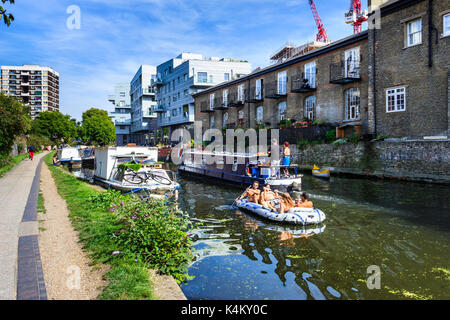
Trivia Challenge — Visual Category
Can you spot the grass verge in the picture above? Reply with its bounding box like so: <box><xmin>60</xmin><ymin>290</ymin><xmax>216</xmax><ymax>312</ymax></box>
<box><xmin>43</xmin><ymin>152</ymin><xmax>155</xmax><ymax>300</ymax></box>
<box><xmin>0</xmin><ymin>153</ymin><xmax>28</xmax><ymax>178</ymax></box>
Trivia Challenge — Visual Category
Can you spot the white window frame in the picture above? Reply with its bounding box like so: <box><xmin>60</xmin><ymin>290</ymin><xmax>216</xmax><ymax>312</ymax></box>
<box><xmin>344</xmin><ymin>47</ymin><xmax>360</xmax><ymax>78</ymax></box>
<box><xmin>255</xmin><ymin>79</ymin><xmax>263</xmax><ymax>100</ymax></box>
<box><xmin>223</xmin><ymin>89</ymin><xmax>228</xmax><ymax>107</ymax></box>
<box><xmin>210</xmin><ymin>115</ymin><xmax>215</xmax><ymax>129</ymax></box>
<box><xmin>345</xmin><ymin>88</ymin><xmax>361</xmax><ymax>121</ymax></box>
<box><xmin>238</xmin><ymin>84</ymin><xmax>245</xmax><ymax>102</ymax></box>
<box><xmin>304</xmin><ymin>96</ymin><xmax>316</xmax><ymax>121</ymax></box>
<box><xmin>278</xmin><ymin>101</ymin><xmax>287</xmax><ymax>122</ymax></box>
<box><xmin>256</xmin><ymin>106</ymin><xmax>264</xmax><ymax>124</ymax></box>
<box><xmin>406</xmin><ymin>19</ymin><xmax>422</xmax><ymax>47</ymax></box>
<box><xmin>386</xmin><ymin>86</ymin><xmax>406</xmax><ymax>113</ymax></box>
<box><xmin>443</xmin><ymin>13</ymin><xmax>450</xmax><ymax>37</ymax></box>
<box><xmin>223</xmin><ymin>112</ymin><xmax>228</xmax><ymax>127</ymax></box>
<box><xmin>209</xmin><ymin>93</ymin><xmax>215</xmax><ymax>110</ymax></box>
<box><xmin>304</xmin><ymin>61</ymin><xmax>316</xmax><ymax>88</ymax></box>
<box><xmin>277</xmin><ymin>71</ymin><xmax>287</xmax><ymax>95</ymax></box>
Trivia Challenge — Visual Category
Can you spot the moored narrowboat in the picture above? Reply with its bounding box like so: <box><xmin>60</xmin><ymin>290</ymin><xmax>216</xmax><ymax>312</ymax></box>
<box><xmin>177</xmin><ymin>149</ymin><xmax>302</xmax><ymax>190</ymax></box>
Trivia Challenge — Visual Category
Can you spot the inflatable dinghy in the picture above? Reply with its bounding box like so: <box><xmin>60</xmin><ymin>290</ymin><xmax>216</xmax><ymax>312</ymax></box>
<box><xmin>235</xmin><ymin>199</ymin><xmax>326</xmax><ymax>225</ymax></box>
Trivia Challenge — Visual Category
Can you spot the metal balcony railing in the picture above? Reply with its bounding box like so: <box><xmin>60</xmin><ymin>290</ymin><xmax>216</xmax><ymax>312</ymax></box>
<box><xmin>330</xmin><ymin>59</ymin><xmax>361</xmax><ymax>84</ymax></box>
<box><xmin>200</xmin><ymin>101</ymin><xmax>215</xmax><ymax>113</ymax></box>
<box><xmin>291</xmin><ymin>72</ymin><xmax>317</xmax><ymax>93</ymax></box>
<box><xmin>247</xmin><ymin>85</ymin><xmax>264</xmax><ymax>103</ymax></box>
<box><xmin>265</xmin><ymin>80</ymin><xmax>287</xmax><ymax>99</ymax></box>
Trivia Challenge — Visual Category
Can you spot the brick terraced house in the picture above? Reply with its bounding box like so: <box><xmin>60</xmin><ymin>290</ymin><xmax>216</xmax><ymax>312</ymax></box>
<box><xmin>194</xmin><ymin>0</ymin><xmax>449</xmax><ymax>141</ymax></box>
<box><xmin>194</xmin><ymin>31</ymin><xmax>369</xmax><ymax>138</ymax></box>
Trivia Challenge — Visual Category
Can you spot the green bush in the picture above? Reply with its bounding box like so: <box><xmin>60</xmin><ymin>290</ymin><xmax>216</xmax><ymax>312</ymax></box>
<box><xmin>88</xmin><ymin>190</ymin><xmax>194</xmax><ymax>283</ymax></box>
<box><xmin>326</xmin><ymin>129</ymin><xmax>337</xmax><ymax>143</ymax></box>
<box><xmin>297</xmin><ymin>139</ymin><xmax>310</xmax><ymax>149</ymax></box>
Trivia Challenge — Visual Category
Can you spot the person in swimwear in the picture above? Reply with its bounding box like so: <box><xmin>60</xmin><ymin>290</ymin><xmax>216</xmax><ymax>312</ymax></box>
<box><xmin>236</xmin><ymin>181</ymin><xmax>261</xmax><ymax>204</ymax></box>
<box><xmin>279</xmin><ymin>192</ymin><xmax>295</xmax><ymax>214</ymax></box>
<box><xmin>295</xmin><ymin>192</ymin><xmax>314</xmax><ymax>208</ymax></box>
<box><xmin>260</xmin><ymin>184</ymin><xmax>276</xmax><ymax>209</ymax></box>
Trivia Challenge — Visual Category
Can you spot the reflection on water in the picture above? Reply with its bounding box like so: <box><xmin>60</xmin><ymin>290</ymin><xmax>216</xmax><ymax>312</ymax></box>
<box><xmin>179</xmin><ymin>175</ymin><xmax>450</xmax><ymax>300</ymax></box>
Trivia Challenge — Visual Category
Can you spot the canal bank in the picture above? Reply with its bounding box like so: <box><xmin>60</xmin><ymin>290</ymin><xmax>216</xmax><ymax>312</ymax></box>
<box><xmin>43</xmin><ymin>153</ymin><xmax>189</xmax><ymax>300</ymax></box>
<box><xmin>293</xmin><ymin>139</ymin><xmax>450</xmax><ymax>185</ymax></box>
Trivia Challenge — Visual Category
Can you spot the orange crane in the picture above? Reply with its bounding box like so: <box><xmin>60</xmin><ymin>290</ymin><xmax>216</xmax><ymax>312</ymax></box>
<box><xmin>345</xmin><ymin>0</ymin><xmax>368</xmax><ymax>34</ymax></box>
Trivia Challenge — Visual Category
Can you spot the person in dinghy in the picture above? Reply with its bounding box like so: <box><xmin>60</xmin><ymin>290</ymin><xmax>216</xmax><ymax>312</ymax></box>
<box><xmin>295</xmin><ymin>192</ymin><xmax>314</xmax><ymax>208</ymax></box>
<box><xmin>235</xmin><ymin>181</ymin><xmax>261</xmax><ymax>204</ymax></box>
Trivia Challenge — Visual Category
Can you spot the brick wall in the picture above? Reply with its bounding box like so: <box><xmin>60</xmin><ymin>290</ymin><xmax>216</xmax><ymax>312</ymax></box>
<box><xmin>372</xmin><ymin>0</ymin><xmax>449</xmax><ymax>138</ymax></box>
<box><xmin>294</xmin><ymin>140</ymin><xmax>450</xmax><ymax>183</ymax></box>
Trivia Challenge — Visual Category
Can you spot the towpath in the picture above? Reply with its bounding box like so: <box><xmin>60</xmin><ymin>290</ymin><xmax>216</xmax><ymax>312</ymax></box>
<box><xmin>0</xmin><ymin>152</ymin><xmax>48</xmax><ymax>300</ymax></box>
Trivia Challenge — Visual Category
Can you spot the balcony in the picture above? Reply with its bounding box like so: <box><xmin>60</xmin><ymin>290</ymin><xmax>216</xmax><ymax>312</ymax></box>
<box><xmin>291</xmin><ymin>73</ymin><xmax>316</xmax><ymax>93</ymax></box>
<box><xmin>143</xmin><ymin>87</ymin><xmax>156</xmax><ymax>95</ymax></box>
<box><xmin>330</xmin><ymin>60</ymin><xmax>361</xmax><ymax>84</ymax></box>
<box><xmin>265</xmin><ymin>80</ymin><xmax>287</xmax><ymax>99</ymax></box>
<box><xmin>213</xmin><ymin>97</ymin><xmax>228</xmax><ymax>110</ymax></box>
<box><xmin>200</xmin><ymin>101</ymin><xmax>215</xmax><ymax>113</ymax></box>
<box><xmin>228</xmin><ymin>92</ymin><xmax>244</xmax><ymax>108</ymax></box>
<box><xmin>247</xmin><ymin>86</ymin><xmax>264</xmax><ymax>103</ymax></box>
<box><xmin>153</xmin><ymin>104</ymin><xmax>165</xmax><ymax>113</ymax></box>
<box><xmin>21</xmin><ymin>92</ymin><xmax>30</xmax><ymax>96</ymax></box>
<box><xmin>154</xmin><ymin>78</ymin><xmax>164</xmax><ymax>87</ymax></box>
<box><xmin>192</xmin><ymin>75</ymin><xmax>215</xmax><ymax>87</ymax></box>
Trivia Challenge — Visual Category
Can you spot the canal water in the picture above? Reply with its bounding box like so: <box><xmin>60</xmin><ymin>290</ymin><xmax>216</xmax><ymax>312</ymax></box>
<box><xmin>70</xmin><ymin>165</ymin><xmax>449</xmax><ymax>300</ymax></box>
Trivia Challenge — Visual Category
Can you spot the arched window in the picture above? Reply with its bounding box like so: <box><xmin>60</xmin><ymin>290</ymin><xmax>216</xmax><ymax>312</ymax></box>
<box><xmin>278</xmin><ymin>101</ymin><xmax>287</xmax><ymax>122</ymax></box>
<box><xmin>345</xmin><ymin>88</ymin><xmax>360</xmax><ymax>121</ymax></box>
<box><xmin>256</xmin><ymin>106</ymin><xmax>263</xmax><ymax>124</ymax></box>
<box><xmin>304</xmin><ymin>96</ymin><xmax>316</xmax><ymax>121</ymax></box>
<box><xmin>223</xmin><ymin>112</ymin><xmax>229</xmax><ymax>127</ymax></box>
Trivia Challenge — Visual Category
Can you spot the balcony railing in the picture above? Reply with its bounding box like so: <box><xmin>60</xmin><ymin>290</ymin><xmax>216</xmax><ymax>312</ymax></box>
<box><xmin>192</xmin><ymin>75</ymin><xmax>215</xmax><ymax>86</ymax></box>
<box><xmin>200</xmin><ymin>101</ymin><xmax>215</xmax><ymax>113</ymax></box>
<box><xmin>229</xmin><ymin>91</ymin><xmax>244</xmax><ymax>107</ymax></box>
<box><xmin>153</xmin><ymin>104</ymin><xmax>165</xmax><ymax>113</ymax></box>
<box><xmin>143</xmin><ymin>87</ymin><xmax>157</xmax><ymax>95</ymax></box>
<box><xmin>330</xmin><ymin>59</ymin><xmax>361</xmax><ymax>84</ymax></box>
<box><xmin>247</xmin><ymin>85</ymin><xmax>264</xmax><ymax>103</ymax></box>
<box><xmin>291</xmin><ymin>72</ymin><xmax>317</xmax><ymax>93</ymax></box>
<box><xmin>265</xmin><ymin>80</ymin><xmax>287</xmax><ymax>99</ymax></box>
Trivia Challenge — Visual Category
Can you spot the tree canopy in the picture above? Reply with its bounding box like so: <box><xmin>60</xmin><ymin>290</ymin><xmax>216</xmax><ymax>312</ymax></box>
<box><xmin>32</xmin><ymin>111</ymin><xmax>78</xmax><ymax>143</ymax></box>
<box><xmin>0</xmin><ymin>93</ymin><xmax>31</xmax><ymax>156</ymax></box>
<box><xmin>0</xmin><ymin>0</ymin><xmax>15</xmax><ymax>26</ymax></box>
<box><xmin>79</xmin><ymin>108</ymin><xmax>116</xmax><ymax>146</ymax></box>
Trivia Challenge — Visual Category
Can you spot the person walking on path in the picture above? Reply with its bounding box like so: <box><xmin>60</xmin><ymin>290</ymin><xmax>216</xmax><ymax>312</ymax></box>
<box><xmin>28</xmin><ymin>145</ymin><xmax>35</xmax><ymax>161</ymax></box>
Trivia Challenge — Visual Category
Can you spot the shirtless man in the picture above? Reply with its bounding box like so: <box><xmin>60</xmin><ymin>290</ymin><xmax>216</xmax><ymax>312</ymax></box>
<box><xmin>295</xmin><ymin>192</ymin><xmax>314</xmax><ymax>208</ymax></box>
<box><xmin>236</xmin><ymin>181</ymin><xmax>261</xmax><ymax>204</ymax></box>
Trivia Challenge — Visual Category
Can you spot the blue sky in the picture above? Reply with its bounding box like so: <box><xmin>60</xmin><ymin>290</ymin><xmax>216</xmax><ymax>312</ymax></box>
<box><xmin>0</xmin><ymin>0</ymin><xmax>363</xmax><ymax>120</ymax></box>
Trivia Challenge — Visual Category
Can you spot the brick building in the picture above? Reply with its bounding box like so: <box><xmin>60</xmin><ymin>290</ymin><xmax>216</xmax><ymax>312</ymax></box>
<box><xmin>194</xmin><ymin>0</ymin><xmax>449</xmax><ymax>141</ymax></box>
<box><xmin>367</xmin><ymin>0</ymin><xmax>449</xmax><ymax>139</ymax></box>
<box><xmin>193</xmin><ymin>32</ymin><xmax>369</xmax><ymax>138</ymax></box>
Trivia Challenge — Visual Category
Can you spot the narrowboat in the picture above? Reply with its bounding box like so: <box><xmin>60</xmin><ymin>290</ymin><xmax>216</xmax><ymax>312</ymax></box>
<box><xmin>94</xmin><ymin>146</ymin><xmax>179</xmax><ymax>193</ymax></box>
<box><xmin>57</xmin><ymin>147</ymin><xmax>82</xmax><ymax>165</ymax></box>
<box><xmin>177</xmin><ymin>149</ymin><xmax>302</xmax><ymax>190</ymax></box>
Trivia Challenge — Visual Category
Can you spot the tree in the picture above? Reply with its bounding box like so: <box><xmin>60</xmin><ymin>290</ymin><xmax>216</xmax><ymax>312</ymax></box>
<box><xmin>0</xmin><ymin>0</ymin><xmax>15</xmax><ymax>26</ymax></box>
<box><xmin>0</xmin><ymin>93</ymin><xmax>31</xmax><ymax>156</ymax></box>
<box><xmin>32</xmin><ymin>111</ymin><xmax>77</xmax><ymax>143</ymax></box>
<box><xmin>80</xmin><ymin>108</ymin><xmax>116</xmax><ymax>146</ymax></box>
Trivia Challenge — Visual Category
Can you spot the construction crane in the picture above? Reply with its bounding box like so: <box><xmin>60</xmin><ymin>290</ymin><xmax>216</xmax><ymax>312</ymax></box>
<box><xmin>345</xmin><ymin>0</ymin><xmax>368</xmax><ymax>34</ymax></box>
<box><xmin>308</xmin><ymin>0</ymin><xmax>329</xmax><ymax>43</ymax></box>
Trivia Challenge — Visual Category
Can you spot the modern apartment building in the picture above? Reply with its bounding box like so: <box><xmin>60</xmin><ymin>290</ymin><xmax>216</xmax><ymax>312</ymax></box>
<box><xmin>108</xmin><ymin>83</ymin><xmax>131</xmax><ymax>146</ymax></box>
<box><xmin>154</xmin><ymin>53</ymin><xmax>252</xmax><ymax>143</ymax></box>
<box><xmin>130</xmin><ymin>65</ymin><xmax>158</xmax><ymax>145</ymax></box>
<box><xmin>1</xmin><ymin>64</ymin><xmax>59</xmax><ymax>119</ymax></box>
<box><xmin>194</xmin><ymin>32</ymin><xmax>368</xmax><ymax>137</ymax></box>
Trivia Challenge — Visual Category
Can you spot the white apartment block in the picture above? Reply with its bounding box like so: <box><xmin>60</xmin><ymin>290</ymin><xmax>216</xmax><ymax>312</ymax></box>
<box><xmin>154</xmin><ymin>53</ymin><xmax>252</xmax><ymax>142</ymax></box>
<box><xmin>130</xmin><ymin>65</ymin><xmax>158</xmax><ymax>145</ymax></box>
<box><xmin>1</xmin><ymin>64</ymin><xmax>59</xmax><ymax>119</ymax></box>
<box><xmin>108</xmin><ymin>83</ymin><xmax>131</xmax><ymax>146</ymax></box>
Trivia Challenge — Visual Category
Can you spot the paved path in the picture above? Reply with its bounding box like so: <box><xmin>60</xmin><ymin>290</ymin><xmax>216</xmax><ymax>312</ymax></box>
<box><xmin>0</xmin><ymin>152</ymin><xmax>48</xmax><ymax>300</ymax></box>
